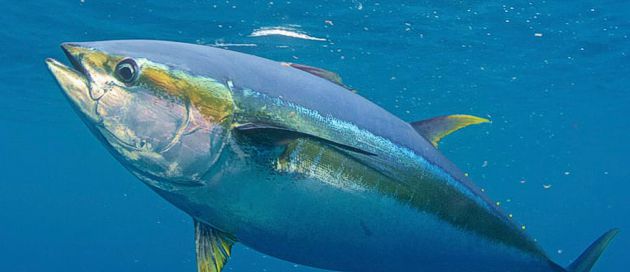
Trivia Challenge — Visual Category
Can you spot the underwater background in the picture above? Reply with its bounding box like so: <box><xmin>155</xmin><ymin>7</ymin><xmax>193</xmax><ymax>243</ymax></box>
<box><xmin>1</xmin><ymin>0</ymin><xmax>628</xmax><ymax>271</ymax></box>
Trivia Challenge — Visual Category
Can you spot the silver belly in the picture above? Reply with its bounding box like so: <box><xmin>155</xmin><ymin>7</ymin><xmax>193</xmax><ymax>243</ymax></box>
<box><xmin>153</xmin><ymin>153</ymin><xmax>555</xmax><ymax>272</ymax></box>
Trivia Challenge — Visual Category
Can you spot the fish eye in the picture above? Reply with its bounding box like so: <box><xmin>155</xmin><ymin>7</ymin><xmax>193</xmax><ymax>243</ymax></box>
<box><xmin>115</xmin><ymin>58</ymin><xmax>139</xmax><ymax>84</ymax></box>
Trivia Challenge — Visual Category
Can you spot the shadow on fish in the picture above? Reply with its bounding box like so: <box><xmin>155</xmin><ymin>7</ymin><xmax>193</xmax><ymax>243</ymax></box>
<box><xmin>46</xmin><ymin>40</ymin><xmax>617</xmax><ymax>272</ymax></box>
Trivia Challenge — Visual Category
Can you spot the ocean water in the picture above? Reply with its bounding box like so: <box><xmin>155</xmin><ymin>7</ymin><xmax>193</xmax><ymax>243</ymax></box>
<box><xmin>1</xmin><ymin>0</ymin><xmax>628</xmax><ymax>271</ymax></box>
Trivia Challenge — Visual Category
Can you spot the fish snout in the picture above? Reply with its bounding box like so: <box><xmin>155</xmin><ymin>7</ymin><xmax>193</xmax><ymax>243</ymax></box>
<box><xmin>45</xmin><ymin>52</ymin><xmax>100</xmax><ymax>123</ymax></box>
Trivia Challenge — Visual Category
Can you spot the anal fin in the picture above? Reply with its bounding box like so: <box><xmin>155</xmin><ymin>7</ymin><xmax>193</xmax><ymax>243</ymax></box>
<box><xmin>195</xmin><ymin>219</ymin><xmax>236</xmax><ymax>272</ymax></box>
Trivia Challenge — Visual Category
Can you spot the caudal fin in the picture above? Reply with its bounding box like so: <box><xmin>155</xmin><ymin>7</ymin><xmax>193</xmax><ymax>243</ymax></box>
<box><xmin>565</xmin><ymin>228</ymin><xmax>619</xmax><ymax>272</ymax></box>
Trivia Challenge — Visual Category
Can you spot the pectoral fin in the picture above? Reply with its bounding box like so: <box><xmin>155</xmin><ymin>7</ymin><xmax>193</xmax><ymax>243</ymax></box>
<box><xmin>410</xmin><ymin>114</ymin><xmax>490</xmax><ymax>147</ymax></box>
<box><xmin>234</xmin><ymin>123</ymin><xmax>376</xmax><ymax>156</ymax></box>
<box><xmin>194</xmin><ymin>220</ymin><xmax>235</xmax><ymax>272</ymax></box>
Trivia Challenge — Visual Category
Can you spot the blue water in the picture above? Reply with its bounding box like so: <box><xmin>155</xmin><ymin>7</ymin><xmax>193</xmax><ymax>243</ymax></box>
<box><xmin>1</xmin><ymin>1</ymin><xmax>628</xmax><ymax>271</ymax></box>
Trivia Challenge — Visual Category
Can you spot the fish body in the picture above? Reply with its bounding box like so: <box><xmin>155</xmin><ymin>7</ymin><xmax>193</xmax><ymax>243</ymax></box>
<box><xmin>46</xmin><ymin>40</ymin><xmax>617</xmax><ymax>272</ymax></box>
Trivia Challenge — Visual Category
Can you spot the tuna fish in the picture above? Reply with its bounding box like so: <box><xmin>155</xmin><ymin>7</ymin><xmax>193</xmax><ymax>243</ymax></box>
<box><xmin>46</xmin><ymin>40</ymin><xmax>617</xmax><ymax>272</ymax></box>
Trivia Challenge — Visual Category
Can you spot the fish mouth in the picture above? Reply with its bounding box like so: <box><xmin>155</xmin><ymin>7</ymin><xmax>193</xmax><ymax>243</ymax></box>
<box><xmin>46</xmin><ymin>43</ymin><xmax>100</xmax><ymax>123</ymax></box>
<box><xmin>61</xmin><ymin>43</ymin><xmax>88</xmax><ymax>76</ymax></box>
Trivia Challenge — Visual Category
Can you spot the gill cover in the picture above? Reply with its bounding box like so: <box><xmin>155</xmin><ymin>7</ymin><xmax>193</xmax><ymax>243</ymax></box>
<box><xmin>49</xmin><ymin>43</ymin><xmax>235</xmax><ymax>186</ymax></box>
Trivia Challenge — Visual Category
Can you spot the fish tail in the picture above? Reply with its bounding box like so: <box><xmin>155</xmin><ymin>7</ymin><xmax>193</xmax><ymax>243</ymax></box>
<box><xmin>563</xmin><ymin>228</ymin><xmax>619</xmax><ymax>272</ymax></box>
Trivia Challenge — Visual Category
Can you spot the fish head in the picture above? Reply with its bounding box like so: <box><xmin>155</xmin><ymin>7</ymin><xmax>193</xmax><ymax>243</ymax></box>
<box><xmin>46</xmin><ymin>41</ymin><xmax>235</xmax><ymax>189</ymax></box>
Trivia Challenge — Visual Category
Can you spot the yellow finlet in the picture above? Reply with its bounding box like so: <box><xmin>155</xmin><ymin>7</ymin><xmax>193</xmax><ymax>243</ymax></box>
<box><xmin>410</xmin><ymin>114</ymin><xmax>490</xmax><ymax>148</ymax></box>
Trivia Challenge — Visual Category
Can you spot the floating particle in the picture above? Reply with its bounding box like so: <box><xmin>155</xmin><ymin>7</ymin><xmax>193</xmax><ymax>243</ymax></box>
<box><xmin>481</xmin><ymin>160</ymin><xmax>488</xmax><ymax>167</ymax></box>
<box><xmin>534</xmin><ymin>33</ymin><xmax>543</xmax><ymax>37</ymax></box>
<box><xmin>212</xmin><ymin>42</ymin><xmax>257</xmax><ymax>47</ymax></box>
<box><xmin>508</xmin><ymin>214</ymin><xmax>513</xmax><ymax>218</ymax></box>
<box><xmin>564</xmin><ymin>171</ymin><xmax>571</xmax><ymax>175</ymax></box>
<box><xmin>250</xmin><ymin>26</ymin><xmax>327</xmax><ymax>41</ymax></box>
<box><xmin>324</xmin><ymin>20</ymin><xmax>334</xmax><ymax>26</ymax></box>
<box><xmin>521</xmin><ymin>225</ymin><xmax>526</xmax><ymax>230</ymax></box>
<box><xmin>557</xmin><ymin>249</ymin><xmax>563</xmax><ymax>254</ymax></box>
<box><xmin>519</xmin><ymin>179</ymin><xmax>527</xmax><ymax>184</ymax></box>
<box><xmin>543</xmin><ymin>184</ymin><xmax>552</xmax><ymax>189</ymax></box>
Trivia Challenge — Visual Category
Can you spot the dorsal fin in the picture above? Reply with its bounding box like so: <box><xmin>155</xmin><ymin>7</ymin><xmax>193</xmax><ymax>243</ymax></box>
<box><xmin>283</xmin><ymin>62</ymin><xmax>355</xmax><ymax>92</ymax></box>
<box><xmin>410</xmin><ymin>114</ymin><xmax>490</xmax><ymax>148</ymax></box>
<box><xmin>195</xmin><ymin>220</ymin><xmax>236</xmax><ymax>272</ymax></box>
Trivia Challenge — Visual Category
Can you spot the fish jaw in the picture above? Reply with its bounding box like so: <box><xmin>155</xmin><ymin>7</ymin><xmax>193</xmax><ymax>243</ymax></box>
<box><xmin>45</xmin><ymin>55</ymin><xmax>100</xmax><ymax>123</ymax></box>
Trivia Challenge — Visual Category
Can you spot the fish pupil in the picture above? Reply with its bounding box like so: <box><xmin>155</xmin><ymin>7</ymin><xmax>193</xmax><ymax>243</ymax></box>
<box><xmin>119</xmin><ymin>66</ymin><xmax>133</xmax><ymax>80</ymax></box>
<box><xmin>115</xmin><ymin>59</ymin><xmax>138</xmax><ymax>83</ymax></box>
